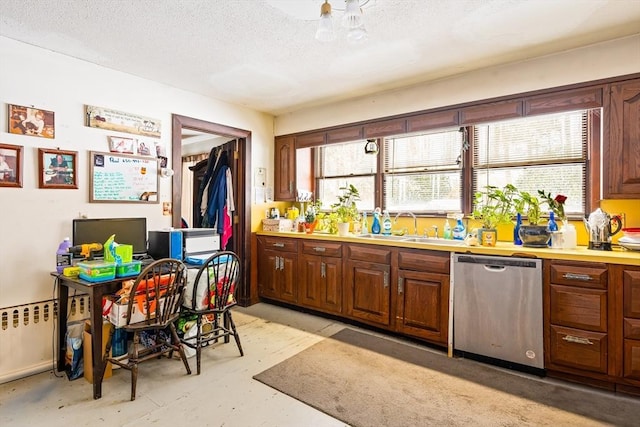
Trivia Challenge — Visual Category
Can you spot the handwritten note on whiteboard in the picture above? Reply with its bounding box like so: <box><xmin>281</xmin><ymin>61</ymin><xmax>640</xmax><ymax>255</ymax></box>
<box><xmin>90</xmin><ymin>151</ymin><xmax>159</xmax><ymax>203</ymax></box>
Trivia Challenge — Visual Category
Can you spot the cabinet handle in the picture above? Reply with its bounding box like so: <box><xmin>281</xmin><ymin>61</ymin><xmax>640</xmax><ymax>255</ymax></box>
<box><xmin>289</xmin><ymin>181</ymin><xmax>293</xmax><ymax>192</ymax></box>
<box><xmin>562</xmin><ymin>335</ymin><xmax>593</xmax><ymax>345</ymax></box>
<box><xmin>313</xmin><ymin>247</ymin><xmax>326</xmax><ymax>252</ymax></box>
<box><xmin>398</xmin><ymin>277</ymin><xmax>404</xmax><ymax>294</ymax></box>
<box><xmin>563</xmin><ymin>273</ymin><xmax>592</xmax><ymax>281</ymax></box>
<box><xmin>279</xmin><ymin>257</ymin><xmax>285</xmax><ymax>271</ymax></box>
<box><xmin>273</xmin><ymin>243</ymin><xmax>285</xmax><ymax>248</ymax></box>
<box><xmin>384</xmin><ymin>271</ymin><xmax>389</xmax><ymax>288</ymax></box>
<box><xmin>274</xmin><ymin>256</ymin><xmax>280</xmax><ymax>271</ymax></box>
<box><xmin>321</xmin><ymin>262</ymin><xmax>326</xmax><ymax>278</ymax></box>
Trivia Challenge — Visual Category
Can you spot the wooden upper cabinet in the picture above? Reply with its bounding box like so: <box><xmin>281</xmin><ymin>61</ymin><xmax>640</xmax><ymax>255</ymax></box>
<box><xmin>327</xmin><ymin>126</ymin><xmax>363</xmax><ymax>144</ymax></box>
<box><xmin>295</xmin><ymin>132</ymin><xmax>325</xmax><ymax>149</ymax></box>
<box><xmin>604</xmin><ymin>78</ymin><xmax>640</xmax><ymax>198</ymax></box>
<box><xmin>459</xmin><ymin>99</ymin><xmax>523</xmax><ymax>125</ymax></box>
<box><xmin>524</xmin><ymin>87</ymin><xmax>603</xmax><ymax>116</ymax></box>
<box><xmin>274</xmin><ymin>136</ymin><xmax>296</xmax><ymax>201</ymax></box>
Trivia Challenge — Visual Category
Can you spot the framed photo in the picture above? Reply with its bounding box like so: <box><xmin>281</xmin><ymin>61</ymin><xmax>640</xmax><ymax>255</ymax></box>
<box><xmin>38</xmin><ymin>148</ymin><xmax>78</xmax><ymax>189</ymax></box>
<box><xmin>8</xmin><ymin>104</ymin><xmax>55</xmax><ymax>139</ymax></box>
<box><xmin>108</xmin><ymin>136</ymin><xmax>136</xmax><ymax>154</ymax></box>
<box><xmin>136</xmin><ymin>140</ymin><xmax>155</xmax><ymax>156</ymax></box>
<box><xmin>0</xmin><ymin>143</ymin><xmax>23</xmax><ymax>188</ymax></box>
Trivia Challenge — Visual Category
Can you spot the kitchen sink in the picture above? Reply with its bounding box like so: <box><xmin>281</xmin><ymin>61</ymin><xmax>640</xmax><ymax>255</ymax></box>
<box><xmin>402</xmin><ymin>237</ymin><xmax>466</xmax><ymax>246</ymax></box>
<box><xmin>358</xmin><ymin>234</ymin><xmax>409</xmax><ymax>241</ymax></box>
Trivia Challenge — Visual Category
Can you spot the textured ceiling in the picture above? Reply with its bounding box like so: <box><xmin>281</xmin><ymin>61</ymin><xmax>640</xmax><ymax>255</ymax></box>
<box><xmin>1</xmin><ymin>0</ymin><xmax>639</xmax><ymax>116</ymax></box>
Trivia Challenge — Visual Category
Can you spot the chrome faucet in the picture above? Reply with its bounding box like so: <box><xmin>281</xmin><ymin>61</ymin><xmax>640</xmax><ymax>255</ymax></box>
<box><xmin>394</xmin><ymin>211</ymin><xmax>417</xmax><ymax>236</ymax></box>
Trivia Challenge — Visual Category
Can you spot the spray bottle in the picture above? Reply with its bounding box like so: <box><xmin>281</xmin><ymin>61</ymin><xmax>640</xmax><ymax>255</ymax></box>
<box><xmin>371</xmin><ymin>208</ymin><xmax>381</xmax><ymax>234</ymax></box>
<box><xmin>452</xmin><ymin>214</ymin><xmax>466</xmax><ymax>240</ymax></box>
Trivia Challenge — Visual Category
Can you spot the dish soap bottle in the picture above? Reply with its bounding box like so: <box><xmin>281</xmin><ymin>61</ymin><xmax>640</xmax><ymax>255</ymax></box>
<box><xmin>443</xmin><ymin>219</ymin><xmax>452</xmax><ymax>240</ymax></box>
<box><xmin>371</xmin><ymin>208</ymin><xmax>381</xmax><ymax>234</ymax></box>
<box><xmin>382</xmin><ymin>210</ymin><xmax>392</xmax><ymax>235</ymax></box>
<box><xmin>547</xmin><ymin>211</ymin><xmax>558</xmax><ymax>247</ymax></box>
<box><xmin>360</xmin><ymin>211</ymin><xmax>369</xmax><ymax>235</ymax></box>
<box><xmin>452</xmin><ymin>215</ymin><xmax>466</xmax><ymax>240</ymax></box>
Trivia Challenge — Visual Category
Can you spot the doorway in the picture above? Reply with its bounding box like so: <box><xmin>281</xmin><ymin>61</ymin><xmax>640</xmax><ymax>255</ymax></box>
<box><xmin>171</xmin><ymin>114</ymin><xmax>252</xmax><ymax>306</ymax></box>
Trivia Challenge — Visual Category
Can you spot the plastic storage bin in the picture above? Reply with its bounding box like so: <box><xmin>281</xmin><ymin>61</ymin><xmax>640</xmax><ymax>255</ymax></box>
<box><xmin>78</xmin><ymin>260</ymin><xmax>116</xmax><ymax>282</ymax></box>
<box><xmin>115</xmin><ymin>260</ymin><xmax>142</xmax><ymax>278</ymax></box>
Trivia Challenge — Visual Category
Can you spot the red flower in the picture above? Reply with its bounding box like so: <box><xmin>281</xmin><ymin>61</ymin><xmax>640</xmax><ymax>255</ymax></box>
<box><xmin>554</xmin><ymin>195</ymin><xmax>567</xmax><ymax>204</ymax></box>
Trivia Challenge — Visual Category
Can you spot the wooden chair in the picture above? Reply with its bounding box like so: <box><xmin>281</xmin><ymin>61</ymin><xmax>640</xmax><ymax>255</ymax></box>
<box><xmin>102</xmin><ymin>258</ymin><xmax>191</xmax><ymax>401</ymax></box>
<box><xmin>181</xmin><ymin>251</ymin><xmax>244</xmax><ymax>374</ymax></box>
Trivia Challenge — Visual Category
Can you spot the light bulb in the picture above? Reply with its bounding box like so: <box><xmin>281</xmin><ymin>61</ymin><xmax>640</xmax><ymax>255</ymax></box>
<box><xmin>316</xmin><ymin>1</ymin><xmax>336</xmax><ymax>42</ymax></box>
<box><xmin>342</xmin><ymin>0</ymin><xmax>363</xmax><ymax>29</ymax></box>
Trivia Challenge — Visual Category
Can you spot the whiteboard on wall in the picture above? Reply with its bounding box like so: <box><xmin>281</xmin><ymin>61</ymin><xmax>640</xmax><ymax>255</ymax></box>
<box><xmin>89</xmin><ymin>151</ymin><xmax>159</xmax><ymax>203</ymax></box>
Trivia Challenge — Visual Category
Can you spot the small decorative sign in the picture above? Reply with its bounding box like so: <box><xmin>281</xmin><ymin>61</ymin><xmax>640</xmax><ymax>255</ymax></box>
<box><xmin>85</xmin><ymin>105</ymin><xmax>161</xmax><ymax>138</ymax></box>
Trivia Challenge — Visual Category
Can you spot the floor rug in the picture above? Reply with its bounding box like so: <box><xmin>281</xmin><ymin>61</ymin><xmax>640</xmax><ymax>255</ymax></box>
<box><xmin>253</xmin><ymin>328</ymin><xmax>640</xmax><ymax>427</ymax></box>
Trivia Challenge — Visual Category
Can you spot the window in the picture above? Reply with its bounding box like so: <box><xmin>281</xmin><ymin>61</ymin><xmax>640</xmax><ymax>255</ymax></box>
<box><xmin>472</xmin><ymin>110</ymin><xmax>589</xmax><ymax>217</ymax></box>
<box><xmin>315</xmin><ymin>141</ymin><xmax>376</xmax><ymax>211</ymax></box>
<box><xmin>384</xmin><ymin>129</ymin><xmax>463</xmax><ymax>213</ymax></box>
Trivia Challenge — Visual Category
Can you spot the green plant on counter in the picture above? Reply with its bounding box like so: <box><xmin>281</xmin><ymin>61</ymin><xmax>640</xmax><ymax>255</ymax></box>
<box><xmin>514</xmin><ymin>190</ymin><xmax>543</xmax><ymax>225</ymax></box>
<box><xmin>305</xmin><ymin>199</ymin><xmax>323</xmax><ymax>223</ymax></box>
<box><xmin>331</xmin><ymin>184</ymin><xmax>360</xmax><ymax>223</ymax></box>
<box><xmin>472</xmin><ymin>184</ymin><xmax>518</xmax><ymax>229</ymax></box>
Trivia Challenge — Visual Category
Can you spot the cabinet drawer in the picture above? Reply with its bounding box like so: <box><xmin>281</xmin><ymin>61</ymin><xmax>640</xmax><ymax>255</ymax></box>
<box><xmin>346</xmin><ymin>244</ymin><xmax>392</xmax><ymax>264</ymax></box>
<box><xmin>549</xmin><ymin>262</ymin><xmax>607</xmax><ymax>289</ymax></box>
<box><xmin>260</xmin><ymin>237</ymin><xmax>298</xmax><ymax>252</ymax></box>
<box><xmin>549</xmin><ymin>284</ymin><xmax>607</xmax><ymax>332</ymax></box>
<box><xmin>301</xmin><ymin>240</ymin><xmax>342</xmax><ymax>257</ymax></box>
<box><xmin>549</xmin><ymin>325</ymin><xmax>608</xmax><ymax>374</ymax></box>
<box><xmin>624</xmin><ymin>318</ymin><xmax>640</xmax><ymax>340</ymax></box>
<box><xmin>398</xmin><ymin>249</ymin><xmax>449</xmax><ymax>274</ymax></box>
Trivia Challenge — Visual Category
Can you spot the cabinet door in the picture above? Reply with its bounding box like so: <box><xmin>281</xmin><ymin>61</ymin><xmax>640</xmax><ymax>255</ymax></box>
<box><xmin>344</xmin><ymin>259</ymin><xmax>391</xmax><ymax>326</ymax></box>
<box><xmin>279</xmin><ymin>251</ymin><xmax>298</xmax><ymax>303</ymax></box>
<box><xmin>623</xmin><ymin>339</ymin><xmax>640</xmax><ymax>381</ymax></box>
<box><xmin>299</xmin><ymin>253</ymin><xmax>323</xmax><ymax>309</ymax></box>
<box><xmin>274</xmin><ymin>136</ymin><xmax>296</xmax><ymax>201</ymax></box>
<box><xmin>549</xmin><ymin>325</ymin><xmax>608</xmax><ymax>374</ymax></box>
<box><xmin>604</xmin><ymin>78</ymin><xmax>640</xmax><ymax>198</ymax></box>
<box><xmin>396</xmin><ymin>269</ymin><xmax>449</xmax><ymax>344</ymax></box>
<box><xmin>257</xmin><ymin>247</ymin><xmax>279</xmax><ymax>299</ymax></box>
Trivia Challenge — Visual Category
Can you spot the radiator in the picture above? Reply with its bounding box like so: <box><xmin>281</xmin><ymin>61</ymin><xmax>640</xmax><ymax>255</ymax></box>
<box><xmin>0</xmin><ymin>295</ymin><xmax>90</xmax><ymax>384</ymax></box>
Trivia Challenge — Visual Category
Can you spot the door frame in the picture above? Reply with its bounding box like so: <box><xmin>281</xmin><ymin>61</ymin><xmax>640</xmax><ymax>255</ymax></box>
<box><xmin>171</xmin><ymin>114</ymin><xmax>253</xmax><ymax>306</ymax></box>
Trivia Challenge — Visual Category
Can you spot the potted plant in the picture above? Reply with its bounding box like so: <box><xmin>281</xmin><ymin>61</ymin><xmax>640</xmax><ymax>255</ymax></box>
<box><xmin>514</xmin><ymin>190</ymin><xmax>549</xmax><ymax>247</ymax></box>
<box><xmin>472</xmin><ymin>184</ymin><xmax>517</xmax><ymax>245</ymax></box>
<box><xmin>303</xmin><ymin>200</ymin><xmax>322</xmax><ymax>234</ymax></box>
<box><xmin>331</xmin><ymin>184</ymin><xmax>360</xmax><ymax>235</ymax></box>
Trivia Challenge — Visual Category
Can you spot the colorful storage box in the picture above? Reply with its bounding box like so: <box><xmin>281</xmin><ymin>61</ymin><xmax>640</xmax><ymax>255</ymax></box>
<box><xmin>78</xmin><ymin>260</ymin><xmax>116</xmax><ymax>282</ymax></box>
<box><xmin>115</xmin><ymin>260</ymin><xmax>142</xmax><ymax>278</ymax></box>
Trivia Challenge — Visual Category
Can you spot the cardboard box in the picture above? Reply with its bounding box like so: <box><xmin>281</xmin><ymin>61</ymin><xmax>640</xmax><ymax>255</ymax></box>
<box><xmin>83</xmin><ymin>320</ymin><xmax>112</xmax><ymax>384</ymax></box>
<box><xmin>106</xmin><ymin>296</ymin><xmax>165</xmax><ymax>327</ymax></box>
<box><xmin>262</xmin><ymin>218</ymin><xmax>293</xmax><ymax>232</ymax></box>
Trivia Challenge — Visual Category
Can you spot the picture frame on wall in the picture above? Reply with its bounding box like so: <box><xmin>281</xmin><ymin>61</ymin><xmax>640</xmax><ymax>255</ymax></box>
<box><xmin>0</xmin><ymin>143</ymin><xmax>23</xmax><ymax>188</ymax></box>
<box><xmin>38</xmin><ymin>148</ymin><xmax>78</xmax><ymax>189</ymax></box>
<box><xmin>8</xmin><ymin>104</ymin><xmax>55</xmax><ymax>139</ymax></box>
<box><xmin>108</xmin><ymin>135</ymin><xmax>136</xmax><ymax>154</ymax></box>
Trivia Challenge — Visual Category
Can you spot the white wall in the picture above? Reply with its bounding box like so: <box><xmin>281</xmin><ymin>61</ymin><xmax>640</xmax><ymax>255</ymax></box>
<box><xmin>275</xmin><ymin>35</ymin><xmax>640</xmax><ymax>135</ymax></box>
<box><xmin>0</xmin><ymin>36</ymin><xmax>274</xmax><ymax>309</ymax></box>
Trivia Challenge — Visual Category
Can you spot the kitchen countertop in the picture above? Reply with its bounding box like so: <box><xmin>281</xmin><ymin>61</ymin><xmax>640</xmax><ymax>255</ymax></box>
<box><xmin>257</xmin><ymin>231</ymin><xmax>640</xmax><ymax>266</ymax></box>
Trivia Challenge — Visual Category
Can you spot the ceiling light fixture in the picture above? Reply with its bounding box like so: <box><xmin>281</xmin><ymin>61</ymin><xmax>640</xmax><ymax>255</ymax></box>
<box><xmin>315</xmin><ymin>0</ymin><xmax>370</xmax><ymax>45</ymax></box>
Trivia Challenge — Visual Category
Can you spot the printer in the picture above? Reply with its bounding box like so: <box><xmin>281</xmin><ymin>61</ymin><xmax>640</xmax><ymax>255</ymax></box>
<box><xmin>148</xmin><ymin>228</ymin><xmax>220</xmax><ymax>263</ymax></box>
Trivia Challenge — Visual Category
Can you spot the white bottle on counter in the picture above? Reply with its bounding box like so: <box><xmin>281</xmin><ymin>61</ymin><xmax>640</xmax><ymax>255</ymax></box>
<box><xmin>562</xmin><ymin>223</ymin><xmax>577</xmax><ymax>249</ymax></box>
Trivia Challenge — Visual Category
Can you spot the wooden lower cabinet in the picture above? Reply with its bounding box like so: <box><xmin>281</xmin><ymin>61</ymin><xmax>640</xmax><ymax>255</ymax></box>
<box><xmin>395</xmin><ymin>249</ymin><xmax>450</xmax><ymax>344</ymax></box>
<box><xmin>618</xmin><ymin>265</ymin><xmax>640</xmax><ymax>388</ymax></box>
<box><xmin>256</xmin><ymin>236</ymin><xmax>298</xmax><ymax>304</ymax></box>
<box><xmin>299</xmin><ymin>240</ymin><xmax>343</xmax><ymax>314</ymax></box>
<box><xmin>544</xmin><ymin>260</ymin><xmax>611</xmax><ymax>384</ymax></box>
<box><xmin>343</xmin><ymin>244</ymin><xmax>392</xmax><ymax>327</ymax></box>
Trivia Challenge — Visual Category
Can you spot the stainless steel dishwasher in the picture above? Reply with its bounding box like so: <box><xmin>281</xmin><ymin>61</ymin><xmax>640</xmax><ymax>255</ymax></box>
<box><xmin>452</xmin><ymin>254</ymin><xmax>544</xmax><ymax>371</ymax></box>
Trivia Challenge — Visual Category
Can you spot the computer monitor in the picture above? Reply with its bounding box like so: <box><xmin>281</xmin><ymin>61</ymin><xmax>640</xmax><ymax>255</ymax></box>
<box><xmin>72</xmin><ymin>217</ymin><xmax>147</xmax><ymax>258</ymax></box>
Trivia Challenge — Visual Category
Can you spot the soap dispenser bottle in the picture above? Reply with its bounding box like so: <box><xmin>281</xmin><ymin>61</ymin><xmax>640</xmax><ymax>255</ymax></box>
<box><xmin>382</xmin><ymin>210</ymin><xmax>392</xmax><ymax>235</ymax></box>
<box><xmin>452</xmin><ymin>214</ymin><xmax>466</xmax><ymax>240</ymax></box>
<box><xmin>360</xmin><ymin>211</ymin><xmax>369</xmax><ymax>235</ymax></box>
<box><xmin>371</xmin><ymin>208</ymin><xmax>381</xmax><ymax>234</ymax></box>
<box><xmin>443</xmin><ymin>219</ymin><xmax>452</xmax><ymax>240</ymax></box>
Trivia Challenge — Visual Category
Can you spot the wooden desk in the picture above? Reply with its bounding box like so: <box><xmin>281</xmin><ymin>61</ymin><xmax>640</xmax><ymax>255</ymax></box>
<box><xmin>53</xmin><ymin>273</ymin><xmax>126</xmax><ymax>399</ymax></box>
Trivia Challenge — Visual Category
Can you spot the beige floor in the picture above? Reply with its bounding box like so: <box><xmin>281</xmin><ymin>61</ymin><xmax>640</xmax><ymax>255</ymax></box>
<box><xmin>0</xmin><ymin>303</ymin><xmax>637</xmax><ymax>427</ymax></box>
